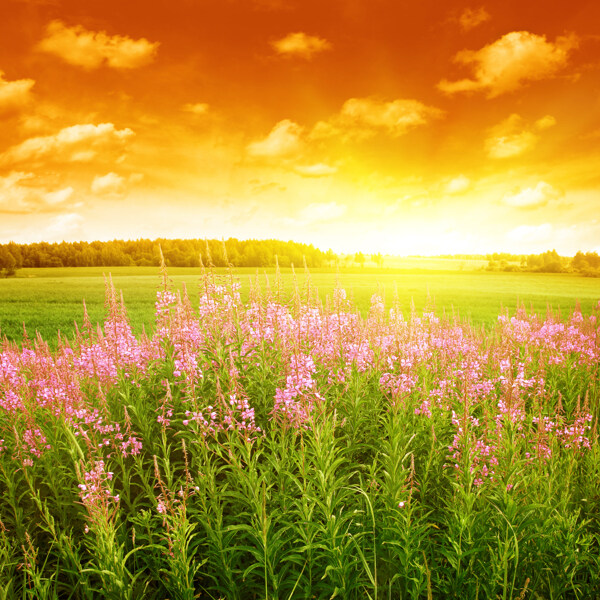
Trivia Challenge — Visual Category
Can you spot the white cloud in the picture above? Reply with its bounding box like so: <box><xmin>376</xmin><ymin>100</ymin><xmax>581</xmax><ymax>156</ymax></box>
<box><xmin>438</xmin><ymin>31</ymin><xmax>577</xmax><ymax>97</ymax></box>
<box><xmin>486</xmin><ymin>132</ymin><xmax>537</xmax><ymax>158</ymax></box>
<box><xmin>502</xmin><ymin>182</ymin><xmax>563</xmax><ymax>209</ymax></box>
<box><xmin>293</xmin><ymin>163</ymin><xmax>337</xmax><ymax>177</ymax></box>
<box><xmin>445</xmin><ymin>175</ymin><xmax>471</xmax><ymax>194</ymax></box>
<box><xmin>485</xmin><ymin>113</ymin><xmax>554</xmax><ymax>159</ymax></box>
<box><xmin>311</xmin><ymin>97</ymin><xmax>443</xmax><ymax>141</ymax></box>
<box><xmin>248</xmin><ymin>98</ymin><xmax>442</xmax><ymax>161</ymax></box>
<box><xmin>46</xmin><ymin>212</ymin><xmax>84</xmax><ymax>238</ymax></box>
<box><xmin>0</xmin><ymin>71</ymin><xmax>35</xmax><ymax>115</ymax></box>
<box><xmin>91</xmin><ymin>172</ymin><xmax>126</xmax><ymax>195</ymax></box>
<box><xmin>507</xmin><ymin>223</ymin><xmax>553</xmax><ymax>243</ymax></box>
<box><xmin>0</xmin><ymin>172</ymin><xmax>34</xmax><ymax>212</ymax></box>
<box><xmin>0</xmin><ymin>123</ymin><xmax>134</xmax><ymax>166</ymax></box>
<box><xmin>458</xmin><ymin>7</ymin><xmax>491</xmax><ymax>31</ymax></box>
<box><xmin>43</xmin><ymin>186</ymin><xmax>74</xmax><ymax>205</ymax></box>
<box><xmin>0</xmin><ymin>172</ymin><xmax>76</xmax><ymax>213</ymax></box>
<box><xmin>183</xmin><ymin>102</ymin><xmax>209</xmax><ymax>115</ymax></box>
<box><xmin>0</xmin><ymin>171</ymin><xmax>33</xmax><ymax>187</ymax></box>
<box><xmin>247</xmin><ymin>119</ymin><xmax>304</xmax><ymax>158</ymax></box>
<box><xmin>37</xmin><ymin>20</ymin><xmax>159</xmax><ymax>69</ymax></box>
<box><xmin>271</xmin><ymin>32</ymin><xmax>331</xmax><ymax>59</ymax></box>
<box><xmin>300</xmin><ymin>202</ymin><xmax>346</xmax><ymax>223</ymax></box>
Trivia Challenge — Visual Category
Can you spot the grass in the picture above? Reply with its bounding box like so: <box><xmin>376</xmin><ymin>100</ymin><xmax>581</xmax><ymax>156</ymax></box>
<box><xmin>0</xmin><ymin>268</ymin><xmax>598</xmax><ymax>598</ymax></box>
<box><xmin>1</xmin><ymin>266</ymin><xmax>599</xmax><ymax>347</ymax></box>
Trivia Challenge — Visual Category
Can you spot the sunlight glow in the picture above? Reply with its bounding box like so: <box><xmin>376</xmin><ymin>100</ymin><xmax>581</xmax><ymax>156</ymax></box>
<box><xmin>0</xmin><ymin>1</ymin><xmax>599</xmax><ymax>254</ymax></box>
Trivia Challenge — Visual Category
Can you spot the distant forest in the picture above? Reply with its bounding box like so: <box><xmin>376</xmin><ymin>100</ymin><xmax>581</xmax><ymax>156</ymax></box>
<box><xmin>0</xmin><ymin>238</ymin><xmax>335</xmax><ymax>276</ymax></box>
<box><xmin>0</xmin><ymin>239</ymin><xmax>598</xmax><ymax>277</ymax></box>
<box><xmin>485</xmin><ymin>250</ymin><xmax>600</xmax><ymax>277</ymax></box>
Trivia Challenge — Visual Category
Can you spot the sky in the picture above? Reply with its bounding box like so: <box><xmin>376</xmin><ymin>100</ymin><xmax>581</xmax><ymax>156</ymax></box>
<box><xmin>0</xmin><ymin>0</ymin><xmax>599</xmax><ymax>255</ymax></box>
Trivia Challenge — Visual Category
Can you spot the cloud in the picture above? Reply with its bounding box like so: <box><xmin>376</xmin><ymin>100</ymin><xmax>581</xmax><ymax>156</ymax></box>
<box><xmin>311</xmin><ymin>97</ymin><xmax>443</xmax><ymax>141</ymax></box>
<box><xmin>506</xmin><ymin>223</ymin><xmax>553</xmax><ymax>243</ymax></box>
<box><xmin>0</xmin><ymin>123</ymin><xmax>134</xmax><ymax>166</ymax></box>
<box><xmin>293</xmin><ymin>163</ymin><xmax>337</xmax><ymax>177</ymax></box>
<box><xmin>0</xmin><ymin>171</ymin><xmax>76</xmax><ymax>213</ymax></box>
<box><xmin>43</xmin><ymin>186</ymin><xmax>74</xmax><ymax>205</ymax></box>
<box><xmin>535</xmin><ymin>115</ymin><xmax>556</xmax><ymax>130</ymax></box>
<box><xmin>485</xmin><ymin>115</ymin><xmax>537</xmax><ymax>158</ymax></box>
<box><xmin>91</xmin><ymin>172</ymin><xmax>126</xmax><ymax>195</ymax></box>
<box><xmin>17</xmin><ymin>102</ymin><xmax>75</xmax><ymax>136</ymax></box>
<box><xmin>458</xmin><ymin>7</ymin><xmax>491</xmax><ymax>31</ymax></box>
<box><xmin>247</xmin><ymin>119</ymin><xmax>304</xmax><ymax>158</ymax></box>
<box><xmin>438</xmin><ymin>31</ymin><xmax>578</xmax><ymax>97</ymax></box>
<box><xmin>0</xmin><ymin>71</ymin><xmax>35</xmax><ymax>115</ymax></box>
<box><xmin>502</xmin><ymin>182</ymin><xmax>563</xmax><ymax>209</ymax></box>
<box><xmin>250</xmin><ymin>180</ymin><xmax>287</xmax><ymax>195</ymax></box>
<box><xmin>37</xmin><ymin>20</ymin><xmax>159</xmax><ymax>69</ymax></box>
<box><xmin>445</xmin><ymin>175</ymin><xmax>471</xmax><ymax>194</ymax></box>
<box><xmin>248</xmin><ymin>98</ymin><xmax>441</xmax><ymax>161</ymax></box>
<box><xmin>485</xmin><ymin>113</ymin><xmax>555</xmax><ymax>159</ymax></box>
<box><xmin>300</xmin><ymin>201</ymin><xmax>346</xmax><ymax>223</ymax></box>
<box><xmin>183</xmin><ymin>102</ymin><xmax>210</xmax><ymax>115</ymax></box>
<box><xmin>46</xmin><ymin>212</ymin><xmax>84</xmax><ymax>238</ymax></box>
<box><xmin>271</xmin><ymin>32</ymin><xmax>331</xmax><ymax>59</ymax></box>
<box><xmin>0</xmin><ymin>172</ymin><xmax>34</xmax><ymax>212</ymax></box>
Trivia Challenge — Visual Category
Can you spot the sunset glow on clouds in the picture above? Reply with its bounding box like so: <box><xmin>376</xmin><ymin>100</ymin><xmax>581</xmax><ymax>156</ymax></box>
<box><xmin>271</xmin><ymin>32</ymin><xmax>331</xmax><ymax>59</ymax></box>
<box><xmin>437</xmin><ymin>31</ymin><xmax>577</xmax><ymax>97</ymax></box>
<box><xmin>37</xmin><ymin>20</ymin><xmax>159</xmax><ymax>70</ymax></box>
<box><xmin>1</xmin><ymin>0</ymin><xmax>599</xmax><ymax>254</ymax></box>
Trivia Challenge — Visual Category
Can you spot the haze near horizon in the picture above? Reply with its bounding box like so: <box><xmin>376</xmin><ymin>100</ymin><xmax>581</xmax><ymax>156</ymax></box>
<box><xmin>1</xmin><ymin>0</ymin><xmax>599</xmax><ymax>255</ymax></box>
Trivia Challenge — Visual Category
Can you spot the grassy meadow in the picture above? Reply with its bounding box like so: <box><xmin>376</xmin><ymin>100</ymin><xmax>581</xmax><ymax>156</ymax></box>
<box><xmin>0</xmin><ymin>263</ymin><xmax>599</xmax><ymax>598</ymax></box>
<box><xmin>1</xmin><ymin>263</ymin><xmax>599</xmax><ymax>347</ymax></box>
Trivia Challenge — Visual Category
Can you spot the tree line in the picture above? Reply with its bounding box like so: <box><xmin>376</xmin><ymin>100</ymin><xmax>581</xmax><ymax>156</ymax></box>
<box><xmin>0</xmin><ymin>238</ymin><xmax>338</xmax><ymax>277</ymax></box>
<box><xmin>486</xmin><ymin>250</ymin><xmax>600</xmax><ymax>277</ymax></box>
<box><xmin>1</xmin><ymin>240</ymin><xmax>598</xmax><ymax>277</ymax></box>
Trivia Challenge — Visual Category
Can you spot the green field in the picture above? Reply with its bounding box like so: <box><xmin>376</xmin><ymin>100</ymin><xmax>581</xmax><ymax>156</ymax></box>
<box><xmin>1</xmin><ymin>265</ymin><xmax>599</xmax><ymax>346</ymax></box>
<box><xmin>2</xmin><ymin>263</ymin><xmax>599</xmax><ymax>598</ymax></box>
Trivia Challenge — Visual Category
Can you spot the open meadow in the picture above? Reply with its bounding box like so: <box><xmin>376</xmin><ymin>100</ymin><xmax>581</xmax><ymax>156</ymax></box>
<box><xmin>0</xmin><ymin>265</ymin><xmax>599</xmax><ymax>598</ymax></box>
<box><xmin>4</xmin><ymin>0</ymin><xmax>600</xmax><ymax>596</ymax></box>
<box><xmin>1</xmin><ymin>264</ymin><xmax>599</xmax><ymax>347</ymax></box>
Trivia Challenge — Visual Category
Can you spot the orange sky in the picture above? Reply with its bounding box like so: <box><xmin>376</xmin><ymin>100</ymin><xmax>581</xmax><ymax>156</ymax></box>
<box><xmin>1</xmin><ymin>0</ymin><xmax>599</xmax><ymax>254</ymax></box>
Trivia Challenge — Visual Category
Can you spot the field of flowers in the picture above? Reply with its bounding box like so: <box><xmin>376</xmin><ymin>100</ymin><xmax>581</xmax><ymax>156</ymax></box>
<box><xmin>1</xmin><ymin>266</ymin><xmax>599</xmax><ymax>599</ymax></box>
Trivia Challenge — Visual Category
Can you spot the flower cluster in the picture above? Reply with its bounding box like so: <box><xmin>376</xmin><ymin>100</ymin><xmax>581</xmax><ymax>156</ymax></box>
<box><xmin>273</xmin><ymin>354</ymin><xmax>323</xmax><ymax>427</ymax></box>
<box><xmin>0</xmin><ymin>271</ymin><xmax>598</xmax><ymax>495</ymax></box>
<box><xmin>77</xmin><ymin>459</ymin><xmax>120</xmax><ymax>526</ymax></box>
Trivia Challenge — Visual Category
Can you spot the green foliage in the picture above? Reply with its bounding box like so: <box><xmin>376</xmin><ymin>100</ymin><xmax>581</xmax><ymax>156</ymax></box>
<box><xmin>485</xmin><ymin>249</ymin><xmax>600</xmax><ymax>276</ymax></box>
<box><xmin>0</xmin><ymin>269</ymin><xmax>599</xmax><ymax>598</ymax></box>
<box><xmin>2</xmin><ymin>267</ymin><xmax>600</xmax><ymax>349</ymax></box>
<box><xmin>0</xmin><ymin>237</ymin><xmax>333</xmax><ymax>273</ymax></box>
